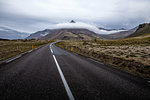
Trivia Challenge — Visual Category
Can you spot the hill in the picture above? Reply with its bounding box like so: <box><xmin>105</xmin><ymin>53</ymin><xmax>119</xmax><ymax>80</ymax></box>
<box><xmin>0</xmin><ymin>27</ymin><xmax>29</xmax><ymax>39</ymax></box>
<box><xmin>100</xmin><ymin>27</ymin><xmax>138</xmax><ymax>39</ymax></box>
<box><xmin>128</xmin><ymin>23</ymin><xmax>150</xmax><ymax>37</ymax></box>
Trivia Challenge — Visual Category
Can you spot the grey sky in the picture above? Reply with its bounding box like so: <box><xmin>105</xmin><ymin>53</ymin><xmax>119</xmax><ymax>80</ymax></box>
<box><xmin>0</xmin><ymin>0</ymin><xmax>150</xmax><ymax>33</ymax></box>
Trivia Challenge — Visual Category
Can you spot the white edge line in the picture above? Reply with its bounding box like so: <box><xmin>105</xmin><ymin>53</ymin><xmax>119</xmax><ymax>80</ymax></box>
<box><xmin>28</xmin><ymin>50</ymin><xmax>33</xmax><ymax>53</ymax></box>
<box><xmin>88</xmin><ymin>58</ymin><xmax>103</xmax><ymax>65</ymax></box>
<box><xmin>52</xmin><ymin>55</ymin><xmax>75</xmax><ymax>100</ymax></box>
<box><xmin>4</xmin><ymin>46</ymin><xmax>40</xmax><ymax>64</ymax></box>
<box><xmin>6</xmin><ymin>55</ymin><xmax>22</xmax><ymax>63</ymax></box>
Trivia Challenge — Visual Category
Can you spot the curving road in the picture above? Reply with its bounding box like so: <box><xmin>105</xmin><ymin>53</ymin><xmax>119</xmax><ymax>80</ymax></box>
<box><xmin>0</xmin><ymin>43</ymin><xmax>150</xmax><ymax>100</ymax></box>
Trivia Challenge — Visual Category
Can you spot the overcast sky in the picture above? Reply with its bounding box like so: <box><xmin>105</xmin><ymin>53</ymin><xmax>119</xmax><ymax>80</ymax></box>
<box><xmin>0</xmin><ymin>0</ymin><xmax>150</xmax><ymax>33</ymax></box>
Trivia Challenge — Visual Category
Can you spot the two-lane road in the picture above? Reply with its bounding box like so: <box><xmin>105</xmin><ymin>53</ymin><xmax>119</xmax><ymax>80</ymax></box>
<box><xmin>0</xmin><ymin>43</ymin><xmax>150</xmax><ymax>100</ymax></box>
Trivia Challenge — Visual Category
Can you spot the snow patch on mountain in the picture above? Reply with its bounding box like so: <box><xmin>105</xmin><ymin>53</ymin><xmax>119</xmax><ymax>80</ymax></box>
<box><xmin>40</xmin><ymin>32</ymin><xmax>49</xmax><ymax>37</ymax></box>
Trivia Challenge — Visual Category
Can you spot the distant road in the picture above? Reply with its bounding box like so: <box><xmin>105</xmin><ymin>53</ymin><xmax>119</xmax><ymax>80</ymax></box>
<box><xmin>0</xmin><ymin>42</ymin><xmax>150</xmax><ymax>100</ymax></box>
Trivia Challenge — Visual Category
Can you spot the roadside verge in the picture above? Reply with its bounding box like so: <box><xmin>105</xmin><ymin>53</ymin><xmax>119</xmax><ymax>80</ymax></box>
<box><xmin>0</xmin><ymin>45</ymin><xmax>44</xmax><ymax>67</ymax></box>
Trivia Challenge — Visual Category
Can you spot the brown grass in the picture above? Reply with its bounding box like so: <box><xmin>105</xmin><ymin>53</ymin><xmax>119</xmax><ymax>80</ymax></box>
<box><xmin>0</xmin><ymin>39</ymin><xmax>53</xmax><ymax>60</ymax></box>
<box><xmin>56</xmin><ymin>36</ymin><xmax>150</xmax><ymax>79</ymax></box>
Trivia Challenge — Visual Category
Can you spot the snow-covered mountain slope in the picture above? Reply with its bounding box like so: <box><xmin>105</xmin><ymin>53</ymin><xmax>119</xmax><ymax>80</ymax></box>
<box><xmin>26</xmin><ymin>29</ymin><xmax>54</xmax><ymax>39</ymax></box>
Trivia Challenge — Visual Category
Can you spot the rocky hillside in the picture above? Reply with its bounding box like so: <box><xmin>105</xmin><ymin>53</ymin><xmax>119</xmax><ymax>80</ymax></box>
<box><xmin>100</xmin><ymin>27</ymin><xmax>138</xmax><ymax>39</ymax></box>
<box><xmin>40</xmin><ymin>29</ymin><xmax>102</xmax><ymax>40</ymax></box>
<box><xmin>128</xmin><ymin>23</ymin><xmax>150</xmax><ymax>37</ymax></box>
<box><xmin>26</xmin><ymin>29</ymin><xmax>54</xmax><ymax>39</ymax></box>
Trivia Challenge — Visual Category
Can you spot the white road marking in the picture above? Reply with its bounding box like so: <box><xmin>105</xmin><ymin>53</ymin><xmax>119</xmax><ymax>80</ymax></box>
<box><xmin>50</xmin><ymin>44</ymin><xmax>53</xmax><ymax>53</ymax></box>
<box><xmin>52</xmin><ymin>54</ymin><xmax>75</xmax><ymax>100</ymax></box>
<box><xmin>28</xmin><ymin>50</ymin><xmax>33</xmax><ymax>53</ymax></box>
<box><xmin>6</xmin><ymin>55</ymin><xmax>22</xmax><ymax>63</ymax></box>
<box><xmin>88</xmin><ymin>58</ymin><xmax>103</xmax><ymax>64</ymax></box>
<box><xmin>50</xmin><ymin>48</ymin><xmax>53</xmax><ymax>53</ymax></box>
<box><xmin>50</xmin><ymin>43</ymin><xmax>53</xmax><ymax>47</ymax></box>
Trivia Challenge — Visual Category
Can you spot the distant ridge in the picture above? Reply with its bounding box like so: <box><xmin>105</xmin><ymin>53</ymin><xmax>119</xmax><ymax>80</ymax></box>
<box><xmin>100</xmin><ymin>27</ymin><xmax>138</xmax><ymax>39</ymax></box>
<box><xmin>0</xmin><ymin>27</ymin><xmax>29</xmax><ymax>39</ymax></box>
<box><xmin>128</xmin><ymin>23</ymin><xmax>150</xmax><ymax>37</ymax></box>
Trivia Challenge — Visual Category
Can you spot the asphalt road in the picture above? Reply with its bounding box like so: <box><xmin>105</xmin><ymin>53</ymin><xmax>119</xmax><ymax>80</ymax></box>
<box><xmin>0</xmin><ymin>43</ymin><xmax>150</xmax><ymax>100</ymax></box>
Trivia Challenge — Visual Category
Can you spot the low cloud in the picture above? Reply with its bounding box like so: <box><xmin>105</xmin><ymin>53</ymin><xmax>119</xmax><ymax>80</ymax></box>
<box><xmin>53</xmin><ymin>22</ymin><xmax>125</xmax><ymax>34</ymax></box>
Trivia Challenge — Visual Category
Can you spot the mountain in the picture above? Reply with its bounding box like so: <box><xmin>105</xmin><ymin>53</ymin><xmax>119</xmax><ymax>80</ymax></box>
<box><xmin>27</xmin><ymin>28</ymin><xmax>103</xmax><ymax>40</ymax></box>
<box><xmin>27</xmin><ymin>27</ymin><xmax>126</xmax><ymax>40</ymax></box>
<box><xmin>0</xmin><ymin>27</ymin><xmax>29</xmax><ymax>39</ymax></box>
<box><xmin>128</xmin><ymin>23</ymin><xmax>150</xmax><ymax>37</ymax></box>
<box><xmin>26</xmin><ymin>29</ymin><xmax>54</xmax><ymax>39</ymax></box>
<box><xmin>70</xmin><ymin>20</ymin><xmax>76</xmax><ymax>23</ymax></box>
<box><xmin>41</xmin><ymin>28</ymin><xmax>102</xmax><ymax>40</ymax></box>
<box><xmin>100</xmin><ymin>27</ymin><xmax>138</xmax><ymax>39</ymax></box>
<box><xmin>28</xmin><ymin>21</ymin><xmax>146</xmax><ymax>40</ymax></box>
<box><xmin>27</xmin><ymin>24</ymin><xmax>125</xmax><ymax>40</ymax></box>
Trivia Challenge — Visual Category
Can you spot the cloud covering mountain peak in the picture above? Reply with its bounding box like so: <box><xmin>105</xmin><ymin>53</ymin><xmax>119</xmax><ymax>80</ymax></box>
<box><xmin>53</xmin><ymin>22</ymin><xmax>125</xmax><ymax>34</ymax></box>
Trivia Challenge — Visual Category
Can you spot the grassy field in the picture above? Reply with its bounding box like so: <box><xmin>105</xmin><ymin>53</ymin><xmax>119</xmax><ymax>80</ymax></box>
<box><xmin>56</xmin><ymin>35</ymin><xmax>150</xmax><ymax>79</ymax></box>
<box><xmin>0</xmin><ymin>39</ymin><xmax>53</xmax><ymax>61</ymax></box>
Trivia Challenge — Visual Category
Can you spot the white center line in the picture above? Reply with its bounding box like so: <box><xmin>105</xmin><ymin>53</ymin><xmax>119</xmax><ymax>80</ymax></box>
<box><xmin>52</xmin><ymin>49</ymin><xmax>75</xmax><ymax>100</ymax></box>
<box><xmin>50</xmin><ymin>44</ymin><xmax>53</xmax><ymax>53</ymax></box>
<box><xmin>50</xmin><ymin>47</ymin><xmax>53</xmax><ymax>53</ymax></box>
